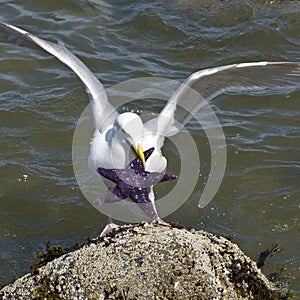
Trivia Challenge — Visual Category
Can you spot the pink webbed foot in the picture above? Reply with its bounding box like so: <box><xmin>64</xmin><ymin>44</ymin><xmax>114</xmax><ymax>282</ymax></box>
<box><xmin>99</xmin><ymin>222</ymin><xmax>119</xmax><ymax>237</ymax></box>
<box><xmin>151</xmin><ymin>218</ymin><xmax>170</xmax><ymax>227</ymax></box>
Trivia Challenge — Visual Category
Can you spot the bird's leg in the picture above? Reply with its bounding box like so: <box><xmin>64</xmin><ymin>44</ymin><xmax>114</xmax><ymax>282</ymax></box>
<box><xmin>146</xmin><ymin>185</ymin><xmax>159</xmax><ymax>218</ymax></box>
<box><xmin>148</xmin><ymin>185</ymin><xmax>170</xmax><ymax>227</ymax></box>
<box><xmin>151</xmin><ymin>218</ymin><xmax>171</xmax><ymax>226</ymax></box>
<box><xmin>148</xmin><ymin>185</ymin><xmax>155</xmax><ymax>204</ymax></box>
<box><xmin>99</xmin><ymin>217</ymin><xmax>119</xmax><ymax>237</ymax></box>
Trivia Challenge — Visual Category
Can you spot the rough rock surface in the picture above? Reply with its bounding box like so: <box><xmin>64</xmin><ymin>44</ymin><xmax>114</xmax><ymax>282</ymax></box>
<box><xmin>0</xmin><ymin>223</ymin><xmax>287</xmax><ymax>299</ymax></box>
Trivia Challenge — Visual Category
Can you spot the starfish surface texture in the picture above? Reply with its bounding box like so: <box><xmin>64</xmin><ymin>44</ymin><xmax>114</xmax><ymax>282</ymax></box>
<box><xmin>96</xmin><ymin>148</ymin><xmax>177</xmax><ymax>220</ymax></box>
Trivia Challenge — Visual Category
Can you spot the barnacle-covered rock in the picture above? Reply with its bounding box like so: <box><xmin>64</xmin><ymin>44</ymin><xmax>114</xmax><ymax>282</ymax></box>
<box><xmin>0</xmin><ymin>223</ymin><xmax>289</xmax><ymax>299</ymax></box>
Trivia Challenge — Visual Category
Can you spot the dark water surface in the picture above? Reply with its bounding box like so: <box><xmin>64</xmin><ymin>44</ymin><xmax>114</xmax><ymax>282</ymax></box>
<box><xmin>0</xmin><ymin>0</ymin><xmax>299</xmax><ymax>295</ymax></box>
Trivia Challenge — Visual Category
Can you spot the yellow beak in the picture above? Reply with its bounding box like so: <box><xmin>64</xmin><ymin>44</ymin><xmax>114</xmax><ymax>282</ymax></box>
<box><xmin>133</xmin><ymin>143</ymin><xmax>146</xmax><ymax>167</ymax></box>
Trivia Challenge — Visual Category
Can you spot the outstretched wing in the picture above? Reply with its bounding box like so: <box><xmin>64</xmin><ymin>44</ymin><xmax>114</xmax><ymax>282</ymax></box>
<box><xmin>1</xmin><ymin>22</ymin><xmax>117</xmax><ymax>132</ymax></box>
<box><xmin>159</xmin><ymin>61</ymin><xmax>300</xmax><ymax>136</ymax></box>
<box><xmin>152</xmin><ymin>61</ymin><xmax>300</xmax><ymax>208</ymax></box>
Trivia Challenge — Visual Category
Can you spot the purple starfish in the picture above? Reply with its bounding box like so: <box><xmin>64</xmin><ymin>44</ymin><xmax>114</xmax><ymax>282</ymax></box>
<box><xmin>96</xmin><ymin>147</ymin><xmax>177</xmax><ymax>221</ymax></box>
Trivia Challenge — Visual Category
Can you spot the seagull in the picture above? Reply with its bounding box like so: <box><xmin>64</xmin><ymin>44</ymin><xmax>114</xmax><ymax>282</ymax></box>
<box><xmin>2</xmin><ymin>22</ymin><xmax>300</xmax><ymax>236</ymax></box>
<box><xmin>97</xmin><ymin>147</ymin><xmax>177</xmax><ymax>236</ymax></box>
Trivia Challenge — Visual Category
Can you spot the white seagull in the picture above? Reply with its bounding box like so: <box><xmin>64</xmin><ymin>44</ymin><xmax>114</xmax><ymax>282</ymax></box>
<box><xmin>2</xmin><ymin>22</ymin><xmax>300</xmax><ymax>236</ymax></box>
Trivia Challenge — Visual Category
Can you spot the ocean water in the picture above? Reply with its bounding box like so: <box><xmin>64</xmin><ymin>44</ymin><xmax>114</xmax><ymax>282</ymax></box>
<box><xmin>0</xmin><ymin>0</ymin><xmax>299</xmax><ymax>296</ymax></box>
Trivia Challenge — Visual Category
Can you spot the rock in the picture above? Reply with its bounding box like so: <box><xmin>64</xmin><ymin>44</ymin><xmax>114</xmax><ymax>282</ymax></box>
<box><xmin>0</xmin><ymin>223</ymin><xmax>288</xmax><ymax>299</ymax></box>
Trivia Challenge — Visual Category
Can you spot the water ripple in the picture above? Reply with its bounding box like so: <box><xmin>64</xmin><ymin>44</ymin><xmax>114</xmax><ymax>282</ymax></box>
<box><xmin>0</xmin><ymin>0</ymin><xmax>300</xmax><ymax>294</ymax></box>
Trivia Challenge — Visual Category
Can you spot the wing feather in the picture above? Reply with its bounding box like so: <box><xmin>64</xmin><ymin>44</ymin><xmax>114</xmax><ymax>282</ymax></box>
<box><xmin>1</xmin><ymin>22</ymin><xmax>117</xmax><ymax>132</ymax></box>
<box><xmin>160</xmin><ymin>61</ymin><xmax>300</xmax><ymax>136</ymax></box>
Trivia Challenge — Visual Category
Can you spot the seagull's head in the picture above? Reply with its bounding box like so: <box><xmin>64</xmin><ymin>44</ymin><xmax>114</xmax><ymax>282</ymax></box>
<box><xmin>115</xmin><ymin>112</ymin><xmax>146</xmax><ymax>166</ymax></box>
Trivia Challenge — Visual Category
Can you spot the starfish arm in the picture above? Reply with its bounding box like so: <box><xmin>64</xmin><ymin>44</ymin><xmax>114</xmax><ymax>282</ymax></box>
<box><xmin>141</xmin><ymin>173</ymin><xmax>162</xmax><ymax>186</ymax></box>
<box><xmin>127</xmin><ymin>147</ymin><xmax>155</xmax><ymax>172</ymax></box>
<box><xmin>112</xmin><ymin>185</ymin><xmax>129</xmax><ymax>199</ymax></box>
<box><xmin>128</xmin><ymin>156</ymin><xmax>144</xmax><ymax>172</ymax></box>
<box><xmin>138</xmin><ymin>201</ymin><xmax>160</xmax><ymax>220</ymax></box>
<box><xmin>144</xmin><ymin>172</ymin><xmax>176</xmax><ymax>186</ymax></box>
<box><xmin>160</xmin><ymin>173</ymin><xmax>178</xmax><ymax>182</ymax></box>
<box><xmin>95</xmin><ymin>191</ymin><xmax>123</xmax><ymax>205</ymax></box>
<box><xmin>97</xmin><ymin>167</ymin><xmax>120</xmax><ymax>183</ymax></box>
<box><xmin>129</xmin><ymin>188</ymin><xmax>149</xmax><ymax>203</ymax></box>
<box><xmin>143</xmin><ymin>148</ymin><xmax>155</xmax><ymax>161</ymax></box>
